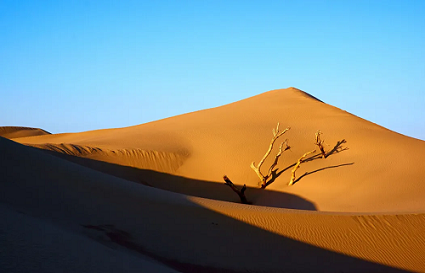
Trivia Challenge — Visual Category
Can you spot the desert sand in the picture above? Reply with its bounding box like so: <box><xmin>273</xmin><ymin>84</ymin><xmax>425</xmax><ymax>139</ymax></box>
<box><xmin>2</xmin><ymin>87</ymin><xmax>425</xmax><ymax>272</ymax></box>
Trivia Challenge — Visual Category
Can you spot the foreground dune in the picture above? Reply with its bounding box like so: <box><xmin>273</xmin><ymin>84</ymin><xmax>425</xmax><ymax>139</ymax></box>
<box><xmin>2</xmin><ymin>88</ymin><xmax>425</xmax><ymax>272</ymax></box>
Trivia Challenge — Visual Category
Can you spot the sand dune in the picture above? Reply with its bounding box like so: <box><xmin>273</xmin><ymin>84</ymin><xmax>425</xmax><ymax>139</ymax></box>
<box><xmin>15</xmin><ymin>88</ymin><xmax>425</xmax><ymax>212</ymax></box>
<box><xmin>0</xmin><ymin>126</ymin><xmax>50</xmax><ymax>139</ymax></box>
<box><xmin>3</xmin><ymin>87</ymin><xmax>425</xmax><ymax>272</ymax></box>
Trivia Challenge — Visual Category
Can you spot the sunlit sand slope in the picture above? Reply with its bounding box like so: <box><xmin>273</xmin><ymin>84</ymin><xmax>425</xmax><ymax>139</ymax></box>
<box><xmin>1</xmin><ymin>137</ymin><xmax>425</xmax><ymax>272</ymax></box>
<box><xmin>15</xmin><ymin>88</ymin><xmax>425</xmax><ymax>213</ymax></box>
<box><xmin>0</xmin><ymin>126</ymin><xmax>50</xmax><ymax>139</ymax></box>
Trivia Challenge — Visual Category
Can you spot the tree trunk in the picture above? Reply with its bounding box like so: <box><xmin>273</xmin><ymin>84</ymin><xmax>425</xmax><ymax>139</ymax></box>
<box><xmin>223</xmin><ymin>175</ymin><xmax>250</xmax><ymax>204</ymax></box>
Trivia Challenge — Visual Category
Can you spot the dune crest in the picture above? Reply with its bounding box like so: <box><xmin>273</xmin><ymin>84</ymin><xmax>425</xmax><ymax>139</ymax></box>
<box><xmin>277</xmin><ymin>86</ymin><xmax>324</xmax><ymax>102</ymax></box>
<box><xmin>27</xmin><ymin>142</ymin><xmax>189</xmax><ymax>174</ymax></box>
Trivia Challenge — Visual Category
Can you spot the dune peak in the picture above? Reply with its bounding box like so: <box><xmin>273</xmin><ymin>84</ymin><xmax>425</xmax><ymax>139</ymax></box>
<box><xmin>283</xmin><ymin>87</ymin><xmax>324</xmax><ymax>102</ymax></box>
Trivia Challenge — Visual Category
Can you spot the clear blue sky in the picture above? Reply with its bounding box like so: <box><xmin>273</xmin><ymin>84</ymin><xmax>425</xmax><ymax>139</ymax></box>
<box><xmin>1</xmin><ymin>1</ymin><xmax>424</xmax><ymax>140</ymax></box>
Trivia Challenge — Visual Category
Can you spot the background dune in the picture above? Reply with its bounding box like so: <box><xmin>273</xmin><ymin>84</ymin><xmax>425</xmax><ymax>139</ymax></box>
<box><xmin>3</xmin><ymin>88</ymin><xmax>425</xmax><ymax>272</ymax></box>
<box><xmin>0</xmin><ymin>126</ymin><xmax>51</xmax><ymax>139</ymax></box>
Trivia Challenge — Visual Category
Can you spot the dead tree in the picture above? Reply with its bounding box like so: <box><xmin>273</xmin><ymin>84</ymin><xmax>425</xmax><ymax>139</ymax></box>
<box><xmin>315</xmin><ymin>130</ymin><xmax>326</xmax><ymax>158</ymax></box>
<box><xmin>288</xmin><ymin>150</ymin><xmax>316</xmax><ymax>186</ymax></box>
<box><xmin>223</xmin><ymin>175</ymin><xmax>250</xmax><ymax>204</ymax></box>
<box><xmin>251</xmin><ymin>123</ymin><xmax>290</xmax><ymax>188</ymax></box>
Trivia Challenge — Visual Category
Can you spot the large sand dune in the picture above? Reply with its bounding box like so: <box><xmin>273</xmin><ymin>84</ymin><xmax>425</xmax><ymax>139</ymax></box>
<box><xmin>14</xmin><ymin>88</ymin><xmax>425</xmax><ymax>212</ymax></box>
<box><xmin>2</xmin><ymin>87</ymin><xmax>425</xmax><ymax>272</ymax></box>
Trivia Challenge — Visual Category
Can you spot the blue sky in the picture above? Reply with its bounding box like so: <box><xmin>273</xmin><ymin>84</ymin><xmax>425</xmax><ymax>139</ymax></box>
<box><xmin>1</xmin><ymin>1</ymin><xmax>424</xmax><ymax>140</ymax></box>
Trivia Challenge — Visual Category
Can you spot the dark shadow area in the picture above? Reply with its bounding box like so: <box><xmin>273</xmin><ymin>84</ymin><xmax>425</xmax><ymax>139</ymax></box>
<box><xmin>0</xmin><ymin>137</ymin><xmax>413</xmax><ymax>273</ymax></box>
<box><xmin>294</xmin><ymin>88</ymin><xmax>324</xmax><ymax>103</ymax></box>
<box><xmin>265</xmin><ymin>139</ymin><xmax>349</xmax><ymax>188</ymax></box>
<box><xmin>32</xmin><ymin>148</ymin><xmax>317</xmax><ymax>210</ymax></box>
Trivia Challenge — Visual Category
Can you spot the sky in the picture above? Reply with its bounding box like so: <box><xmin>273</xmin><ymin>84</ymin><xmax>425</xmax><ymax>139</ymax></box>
<box><xmin>1</xmin><ymin>0</ymin><xmax>424</xmax><ymax>140</ymax></box>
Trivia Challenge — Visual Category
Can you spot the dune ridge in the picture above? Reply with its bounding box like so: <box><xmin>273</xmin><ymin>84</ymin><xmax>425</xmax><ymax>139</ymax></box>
<box><xmin>26</xmin><ymin>143</ymin><xmax>189</xmax><ymax>174</ymax></box>
<box><xmin>0</xmin><ymin>126</ymin><xmax>51</xmax><ymax>139</ymax></box>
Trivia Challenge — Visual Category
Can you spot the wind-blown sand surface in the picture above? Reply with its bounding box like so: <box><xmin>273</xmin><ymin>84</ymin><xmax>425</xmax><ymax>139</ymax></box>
<box><xmin>2</xmin><ymin>88</ymin><xmax>425</xmax><ymax>272</ymax></box>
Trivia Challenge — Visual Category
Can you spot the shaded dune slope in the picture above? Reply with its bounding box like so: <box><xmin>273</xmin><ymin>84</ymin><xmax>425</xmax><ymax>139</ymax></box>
<box><xmin>2</xmin><ymin>137</ymin><xmax>425</xmax><ymax>272</ymax></box>
<box><xmin>15</xmin><ymin>87</ymin><xmax>425</xmax><ymax>213</ymax></box>
<box><xmin>0</xmin><ymin>126</ymin><xmax>50</xmax><ymax>139</ymax></box>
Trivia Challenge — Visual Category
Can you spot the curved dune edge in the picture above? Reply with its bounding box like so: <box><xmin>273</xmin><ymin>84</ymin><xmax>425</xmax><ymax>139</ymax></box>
<box><xmin>0</xmin><ymin>126</ymin><xmax>51</xmax><ymax>139</ymax></box>
<box><xmin>2</xmin><ymin>137</ymin><xmax>425</xmax><ymax>272</ymax></box>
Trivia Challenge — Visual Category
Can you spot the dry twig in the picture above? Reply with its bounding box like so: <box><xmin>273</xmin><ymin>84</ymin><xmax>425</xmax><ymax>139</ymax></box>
<box><xmin>288</xmin><ymin>150</ymin><xmax>316</xmax><ymax>186</ymax></box>
<box><xmin>315</xmin><ymin>130</ymin><xmax>326</xmax><ymax>158</ymax></box>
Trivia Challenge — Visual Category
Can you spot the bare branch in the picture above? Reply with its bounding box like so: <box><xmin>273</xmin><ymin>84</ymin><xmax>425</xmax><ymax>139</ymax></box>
<box><xmin>251</xmin><ymin>123</ymin><xmax>290</xmax><ymax>188</ymax></box>
<box><xmin>315</xmin><ymin>130</ymin><xmax>326</xmax><ymax>159</ymax></box>
<box><xmin>266</xmin><ymin>139</ymin><xmax>290</xmax><ymax>180</ymax></box>
<box><xmin>326</xmin><ymin>139</ymin><xmax>348</xmax><ymax>157</ymax></box>
<box><xmin>223</xmin><ymin>175</ymin><xmax>250</xmax><ymax>204</ymax></box>
<box><xmin>288</xmin><ymin>150</ymin><xmax>316</xmax><ymax>186</ymax></box>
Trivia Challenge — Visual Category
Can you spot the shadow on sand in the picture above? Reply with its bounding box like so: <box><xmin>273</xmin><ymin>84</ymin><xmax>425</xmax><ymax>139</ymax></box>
<box><xmin>35</xmin><ymin>148</ymin><xmax>317</xmax><ymax>210</ymax></box>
